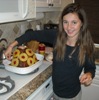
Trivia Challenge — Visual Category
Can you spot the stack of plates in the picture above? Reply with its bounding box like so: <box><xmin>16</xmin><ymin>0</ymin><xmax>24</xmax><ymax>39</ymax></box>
<box><xmin>45</xmin><ymin>52</ymin><xmax>53</xmax><ymax>63</ymax></box>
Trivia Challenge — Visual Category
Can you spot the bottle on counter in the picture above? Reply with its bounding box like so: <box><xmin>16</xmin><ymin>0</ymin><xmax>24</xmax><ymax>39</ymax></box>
<box><xmin>38</xmin><ymin>43</ymin><xmax>45</xmax><ymax>55</ymax></box>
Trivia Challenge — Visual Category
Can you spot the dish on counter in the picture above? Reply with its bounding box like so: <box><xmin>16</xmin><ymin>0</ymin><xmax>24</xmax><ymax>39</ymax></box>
<box><xmin>95</xmin><ymin>59</ymin><xmax>99</xmax><ymax>65</ymax></box>
<box><xmin>94</xmin><ymin>43</ymin><xmax>99</xmax><ymax>48</ymax></box>
<box><xmin>3</xmin><ymin>53</ymin><xmax>44</xmax><ymax>74</ymax></box>
<box><xmin>45</xmin><ymin>52</ymin><xmax>53</xmax><ymax>63</ymax></box>
<box><xmin>45</xmin><ymin>47</ymin><xmax>53</xmax><ymax>54</ymax></box>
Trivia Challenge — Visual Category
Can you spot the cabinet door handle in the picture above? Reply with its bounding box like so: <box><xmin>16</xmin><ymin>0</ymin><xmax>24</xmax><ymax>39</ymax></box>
<box><xmin>48</xmin><ymin>3</ymin><xmax>52</xmax><ymax>6</ymax></box>
<box><xmin>45</xmin><ymin>83</ymin><xmax>50</xmax><ymax>88</ymax></box>
<box><xmin>51</xmin><ymin>3</ymin><xmax>54</xmax><ymax>6</ymax></box>
<box><xmin>48</xmin><ymin>3</ymin><xmax>54</xmax><ymax>7</ymax></box>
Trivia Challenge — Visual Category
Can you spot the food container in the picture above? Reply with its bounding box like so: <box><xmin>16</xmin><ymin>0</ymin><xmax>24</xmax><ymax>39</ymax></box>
<box><xmin>3</xmin><ymin>53</ymin><xmax>44</xmax><ymax>74</ymax></box>
<box><xmin>26</xmin><ymin>40</ymin><xmax>39</xmax><ymax>52</ymax></box>
<box><xmin>38</xmin><ymin>43</ymin><xmax>45</xmax><ymax>55</ymax></box>
<box><xmin>45</xmin><ymin>52</ymin><xmax>53</xmax><ymax>63</ymax></box>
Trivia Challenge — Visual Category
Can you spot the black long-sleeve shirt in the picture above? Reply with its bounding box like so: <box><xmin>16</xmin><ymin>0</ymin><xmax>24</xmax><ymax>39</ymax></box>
<box><xmin>16</xmin><ymin>29</ymin><xmax>57</xmax><ymax>46</ymax></box>
<box><xmin>16</xmin><ymin>29</ymin><xmax>96</xmax><ymax>98</ymax></box>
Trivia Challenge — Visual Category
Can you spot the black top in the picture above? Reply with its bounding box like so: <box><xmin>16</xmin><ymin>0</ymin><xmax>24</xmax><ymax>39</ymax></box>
<box><xmin>16</xmin><ymin>29</ymin><xmax>96</xmax><ymax>98</ymax></box>
<box><xmin>16</xmin><ymin>29</ymin><xmax>57</xmax><ymax>46</ymax></box>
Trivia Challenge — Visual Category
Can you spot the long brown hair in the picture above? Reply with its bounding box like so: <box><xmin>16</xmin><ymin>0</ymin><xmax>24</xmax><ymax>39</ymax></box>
<box><xmin>54</xmin><ymin>3</ymin><xmax>95</xmax><ymax>65</ymax></box>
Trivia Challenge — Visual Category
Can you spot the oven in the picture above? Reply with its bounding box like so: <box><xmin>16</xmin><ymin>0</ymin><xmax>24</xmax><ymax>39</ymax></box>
<box><xmin>26</xmin><ymin>77</ymin><xmax>53</xmax><ymax>100</ymax></box>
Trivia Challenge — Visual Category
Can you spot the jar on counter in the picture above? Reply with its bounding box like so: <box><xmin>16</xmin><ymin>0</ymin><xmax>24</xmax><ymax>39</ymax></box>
<box><xmin>38</xmin><ymin>43</ymin><xmax>45</xmax><ymax>55</ymax></box>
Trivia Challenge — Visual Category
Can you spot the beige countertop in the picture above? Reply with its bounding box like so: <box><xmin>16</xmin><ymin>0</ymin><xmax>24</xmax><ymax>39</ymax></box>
<box><xmin>8</xmin><ymin>65</ymin><xmax>52</xmax><ymax>100</ymax></box>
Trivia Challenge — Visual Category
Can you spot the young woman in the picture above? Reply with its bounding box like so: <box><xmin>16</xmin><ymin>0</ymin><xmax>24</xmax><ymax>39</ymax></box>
<box><xmin>5</xmin><ymin>3</ymin><xmax>96</xmax><ymax>100</ymax></box>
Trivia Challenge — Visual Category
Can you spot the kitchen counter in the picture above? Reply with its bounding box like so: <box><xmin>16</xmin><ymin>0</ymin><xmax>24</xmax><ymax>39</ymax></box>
<box><xmin>1</xmin><ymin>62</ymin><xmax>98</xmax><ymax>100</ymax></box>
<box><xmin>0</xmin><ymin>61</ymin><xmax>52</xmax><ymax>100</ymax></box>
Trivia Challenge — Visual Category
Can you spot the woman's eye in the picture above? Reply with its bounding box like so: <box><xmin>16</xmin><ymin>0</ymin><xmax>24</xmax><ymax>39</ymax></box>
<box><xmin>73</xmin><ymin>21</ymin><xmax>77</xmax><ymax>24</ymax></box>
<box><xmin>63</xmin><ymin>21</ymin><xmax>68</xmax><ymax>24</ymax></box>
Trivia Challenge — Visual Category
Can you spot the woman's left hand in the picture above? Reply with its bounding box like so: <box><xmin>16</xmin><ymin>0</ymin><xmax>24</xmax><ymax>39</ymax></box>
<box><xmin>80</xmin><ymin>72</ymin><xmax>92</xmax><ymax>86</ymax></box>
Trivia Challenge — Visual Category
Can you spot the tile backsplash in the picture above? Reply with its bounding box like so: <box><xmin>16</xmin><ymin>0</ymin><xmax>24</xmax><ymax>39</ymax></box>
<box><xmin>0</xmin><ymin>11</ymin><xmax>60</xmax><ymax>47</ymax></box>
<box><xmin>0</xmin><ymin>20</ymin><xmax>44</xmax><ymax>46</ymax></box>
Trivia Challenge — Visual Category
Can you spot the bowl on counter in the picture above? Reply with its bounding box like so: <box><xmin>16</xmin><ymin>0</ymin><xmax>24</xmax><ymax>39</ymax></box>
<box><xmin>3</xmin><ymin>53</ymin><xmax>44</xmax><ymax>74</ymax></box>
<box><xmin>45</xmin><ymin>52</ymin><xmax>53</xmax><ymax>63</ymax></box>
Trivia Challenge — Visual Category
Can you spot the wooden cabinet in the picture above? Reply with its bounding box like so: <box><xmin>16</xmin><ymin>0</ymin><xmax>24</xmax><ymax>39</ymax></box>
<box><xmin>36</xmin><ymin>0</ymin><xmax>61</xmax><ymax>12</ymax></box>
<box><xmin>60</xmin><ymin>0</ymin><xmax>74</xmax><ymax>11</ymax></box>
<box><xmin>75</xmin><ymin>0</ymin><xmax>99</xmax><ymax>44</ymax></box>
<box><xmin>36</xmin><ymin>0</ymin><xmax>61</xmax><ymax>7</ymax></box>
<box><xmin>25</xmin><ymin>0</ymin><xmax>36</xmax><ymax>20</ymax></box>
<box><xmin>81</xmin><ymin>84</ymin><xmax>99</xmax><ymax>100</ymax></box>
<box><xmin>51</xmin><ymin>0</ymin><xmax>61</xmax><ymax>7</ymax></box>
<box><xmin>81</xmin><ymin>69</ymin><xmax>99</xmax><ymax>100</ymax></box>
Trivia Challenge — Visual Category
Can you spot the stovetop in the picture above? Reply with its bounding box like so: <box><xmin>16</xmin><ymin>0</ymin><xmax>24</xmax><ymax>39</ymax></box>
<box><xmin>0</xmin><ymin>61</ymin><xmax>52</xmax><ymax>100</ymax></box>
<box><xmin>0</xmin><ymin>76</ymin><xmax>15</xmax><ymax>95</ymax></box>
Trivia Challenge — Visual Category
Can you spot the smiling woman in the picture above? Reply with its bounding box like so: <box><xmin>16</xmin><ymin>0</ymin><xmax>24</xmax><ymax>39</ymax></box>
<box><xmin>63</xmin><ymin>12</ymin><xmax>82</xmax><ymax>46</ymax></box>
<box><xmin>4</xmin><ymin>3</ymin><xmax>96</xmax><ymax>100</ymax></box>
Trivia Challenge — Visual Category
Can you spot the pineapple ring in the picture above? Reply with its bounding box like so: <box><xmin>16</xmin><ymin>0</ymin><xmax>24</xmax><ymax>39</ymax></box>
<box><xmin>33</xmin><ymin>54</ymin><xmax>38</xmax><ymax>63</ymax></box>
<box><xmin>26</xmin><ymin>48</ymin><xmax>34</xmax><ymax>56</ymax></box>
<box><xmin>11</xmin><ymin>58</ymin><xmax>19</xmax><ymax>67</ymax></box>
<box><xmin>27</xmin><ymin>57</ymin><xmax>35</xmax><ymax>66</ymax></box>
<box><xmin>19</xmin><ymin>53</ymin><xmax>28</xmax><ymax>62</ymax></box>
<box><xmin>13</xmin><ymin>49</ymin><xmax>20</xmax><ymax>58</ymax></box>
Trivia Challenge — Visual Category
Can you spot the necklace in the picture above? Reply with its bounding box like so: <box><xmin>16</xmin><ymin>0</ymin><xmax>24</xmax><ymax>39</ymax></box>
<box><xmin>68</xmin><ymin>47</ymin><xmax>76</xmax><ymax>59</ymax></box>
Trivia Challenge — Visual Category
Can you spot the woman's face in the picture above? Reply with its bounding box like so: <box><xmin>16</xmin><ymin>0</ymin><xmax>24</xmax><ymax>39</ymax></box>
<box><xmin>63</xmin><ymin>13</ymin><xmax>82</xmax><ymax>40</ymax></box>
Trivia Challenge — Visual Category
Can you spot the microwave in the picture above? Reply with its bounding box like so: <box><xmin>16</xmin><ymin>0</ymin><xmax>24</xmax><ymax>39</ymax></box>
<box><xmin>0</xmin><ymin>0</ymin><xmax>36</xmax><ymax>23</ymax></box>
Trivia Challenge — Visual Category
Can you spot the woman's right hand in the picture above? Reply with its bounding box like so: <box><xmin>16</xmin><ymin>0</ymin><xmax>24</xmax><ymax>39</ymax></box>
<box><xmin>4</xmin><ymin>46</ymin><xmax>13</xmax><ymax>60</ymax></box>
<box><xmin>4</xmin><ymin>41</ymin><xmax>18</xmax><ymax>60</ymax></box>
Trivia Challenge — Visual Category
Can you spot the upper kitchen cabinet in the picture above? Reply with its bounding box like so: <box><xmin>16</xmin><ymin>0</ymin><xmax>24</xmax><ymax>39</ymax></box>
<box><xmin>24</xmin><ymin>0</ymin><xmax>36</xmax><ymax>20</ymax></box>
<box><xmin>36</xmin><ymin>0</ymin><xmax>61</xmax><ymax>12</ymax></box>
<box><xmin>60</xmin><ymin>0</ymin><xmax>74</xmax><ymax>11</ymax></box>
<box><xmin>0</xmin><ymin>0</ymin><xmax>36</xmax><ymax>23</ymax></box>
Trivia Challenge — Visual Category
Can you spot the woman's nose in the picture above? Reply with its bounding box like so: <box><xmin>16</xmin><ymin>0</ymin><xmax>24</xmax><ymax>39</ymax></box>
<box><xmin>67</xmin><ymin>23</ymin><xmax>72</xmax><ymax>30</ymax></box>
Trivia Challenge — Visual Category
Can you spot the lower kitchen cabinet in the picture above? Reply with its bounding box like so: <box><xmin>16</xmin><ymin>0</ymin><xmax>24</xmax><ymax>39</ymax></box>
<box><xmin>81</xmin><ymin>84</ymin><xmax>99</xmax><ymax>100</ymax></box>
<box><xmin>81</xmin><ymin>69</ymin><xmax>99</xmax><ymax>100</ymax></box>
<box><xmin>26</xmin><ymin>77</ymin><xmax>53</xmax><ymax>100</ymax></box>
